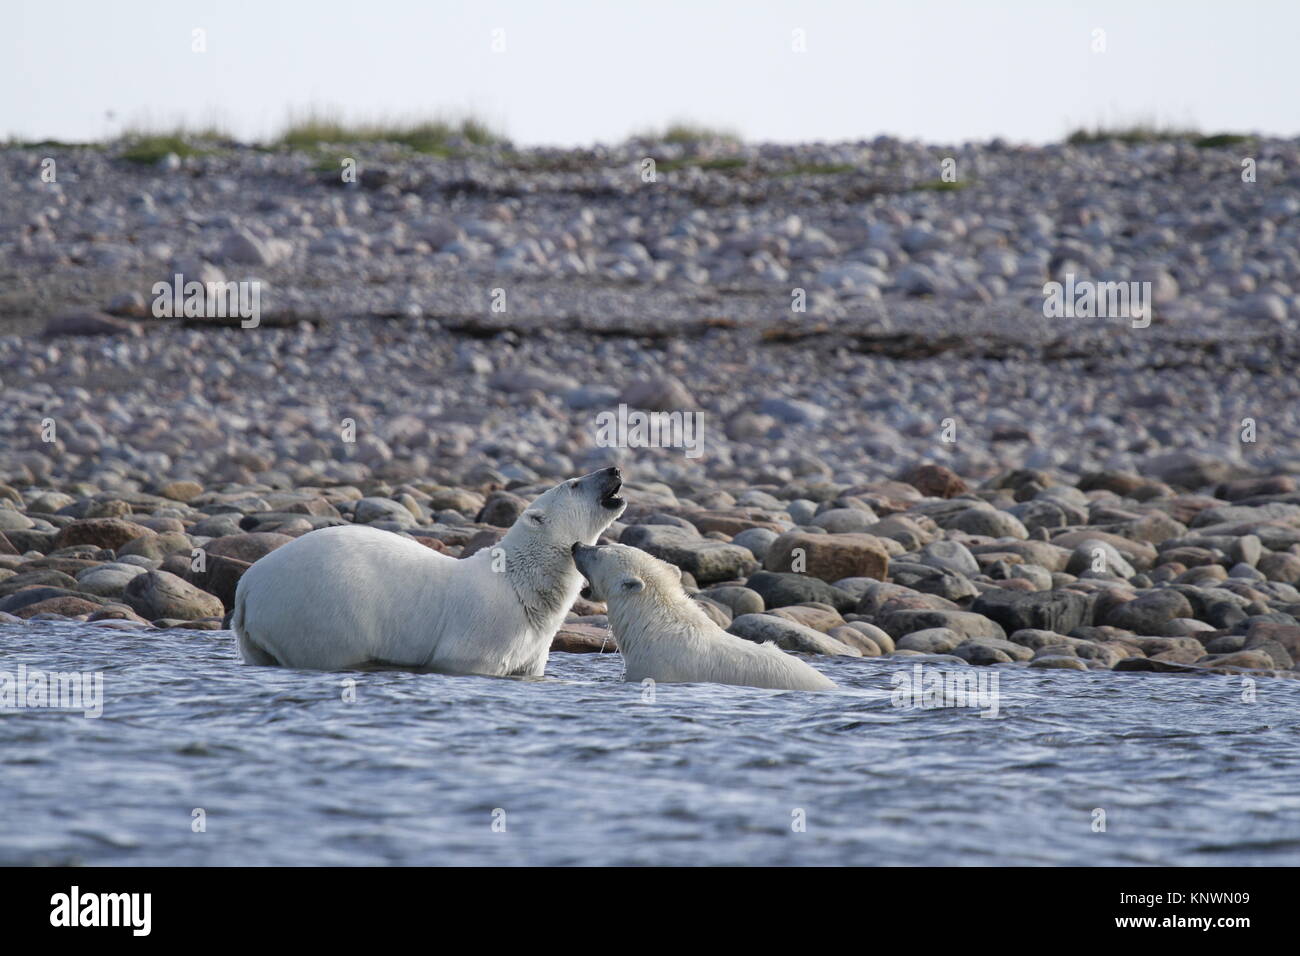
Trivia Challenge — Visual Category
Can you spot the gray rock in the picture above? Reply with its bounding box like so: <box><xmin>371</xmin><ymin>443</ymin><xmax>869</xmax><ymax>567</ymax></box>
<box><xmin>947</xmin><ymin>508</ymin><xmax>1029</xmax><ymax>539</ymax></box>
<box><xmin>970</xmin><ymin>588</ymin><xmax>1094</xmax><ymax>635</ymax></box>
<box><xmin>1105</xmin><ymin>589</ymin><xmax>1195</xmax><ymax>633</ymax></box>
<box><xmin>620</xmin><ymin>523</ymin><xmax>758</xmax><ymax>585</ymax></box>
<box><xmin>878</xmin><ymin>609</ymin><xmax>1007</xmax><ymax>641</ymax></box>
<box><xmin>75</xmin><ymin>562</ymin><xmax>148</xmax><ymax>597</ymax></box>
<box><xmin>743</xmin><ymin>570</ymin><xmax>858</xmax><ymax>613</ymax></box>
<box><xmin>917</xmin><ymin>540</ymin><xmax>979</xmax><ymax>576</ymax></box>
<box><xmin>896</xmin><ymin>627</ymin><xmax>963</xmax><ymax>654</ymax></box>
<box><xmin>122</xmin><ymin>570</ymin><xmax>224</xmax><ymax>621</ymax></box>
<box><xmin>354</xmin><ymin>497</ymin><xmax>418</xmax><ymax>526</ymax></box>
<box><xmin>732</xmin><ymin>527</ymin><xmax>779</xmax><ymax>561</ymax></box>
<box><xmin>728</xmin><ymin>613</ymin><xmax>861</xmax><ymax>657</ymax></box>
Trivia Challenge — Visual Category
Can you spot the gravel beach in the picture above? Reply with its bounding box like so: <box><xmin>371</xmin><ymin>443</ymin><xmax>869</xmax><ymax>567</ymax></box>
<box><xmin>3</xmin><ymin>133</ymin><xmax>1300</xmax><ymax>679</ymax></box>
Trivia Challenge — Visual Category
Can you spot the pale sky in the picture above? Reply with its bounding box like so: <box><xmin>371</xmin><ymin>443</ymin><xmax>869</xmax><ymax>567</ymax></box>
<box><xmin>5</xmin><ymin>0</ymin><xmax>1297</xmax><ymax>146</ymax></box>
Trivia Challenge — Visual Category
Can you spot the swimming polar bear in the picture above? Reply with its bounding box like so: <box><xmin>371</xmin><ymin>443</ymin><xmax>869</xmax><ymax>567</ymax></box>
<box><xmin>573</xmin><ymin>542</ymin><xmax>836</xmax><ymax>691</ymax></box>
<box><xmin>231</xmin><ymin>467</ymin><xmax>626</xmax><ymax>674</ymax></box>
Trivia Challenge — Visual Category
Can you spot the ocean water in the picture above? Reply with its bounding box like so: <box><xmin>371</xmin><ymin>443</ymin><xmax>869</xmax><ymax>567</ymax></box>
<box><xmin>2</xmin><ymin>619</ymin><xmax>1298</xmax><ymax>866</ymax></box>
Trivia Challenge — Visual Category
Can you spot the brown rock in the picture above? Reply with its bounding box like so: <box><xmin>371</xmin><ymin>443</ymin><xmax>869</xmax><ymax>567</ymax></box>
<box><xmin>764</xmin><ymin>531</ymin><xmax>890</xmax><ymax>582</ymax></box>
<box><xmin>828</xmin><ymin>625</ymin><xmax>882</xmax><ymax>656</ymax></box>
<box><xmin>769</xmin><ymin>604</ymin><xmax>844</xmax><ymax>633</ymax></box>
<box><xmin>1258</xmin><ymin>552</ymin><xmax>1300</xmax><ymax>584</ymax></box>
<box><xmin>460</xmin><ymin>528</ymin><xmax>506</xmax><ymax>558</ymax></box>
<box><xmin>1198</xmin><ymin>650</ymin><xmax>1278</xmax><ymax>672</ymax></box>
<box><xmin>14</xmin><ymin>596</ymin><xmax>101</xmax><ymax>618</ymax></box>
<box><xmin>570</xmin><ymin>596</ymin><xmax>607</xmax><ymax>616</ymax></box>
<box><xmin>551</xmin><ymin>623</ymin><xmax>617</xmax><ymax>654</ymax></box>
<box><xmin>53</xmin><ymin>518</ymin><xmax>156</xmax><ymax>552</ymax></box>
<box><xmin>408</xmin><ymin>535</ymin><xmax>450</xmax><ymax>554</ymax></box>
<box><xmin>123</xmin><ymin>570</ymin><xmax>225</xmax><ymax>621</ymax></box>
<box><xmin>85</xmin><ymin>499</ymin><xmax>133</xmax><ymax>519</ymax></box>
<box><xmin>119</xmin><ymin>531</ymin><xmax>192</xmax><ymax>560</ymax></box>
<box><xmin>860</xmin><ymin>515</ymin><xmax>936</xmax><ymax>551</ymax></box>
<box><xmin>1246</xmin><ymin>620</ymin><xmax>1300</xmax><ymax>658</ymax></box>
<box><xmin>1215</xmin><ymin>476</ymin><xmax>1297</xmax><ymax>501</ymax></box>
<box><xmin>997</xmin><ymin>578</ymin><xmax>1038</xmax><ymax>592</ymax></box>
<box><xmin>204</xmin><ymin>532</ymin><xmax>293</xmax><ymax>565</ymax></box>
<box><xmin>87</xmin><ymin>604</ymin><xmax>151</xmax><ymax>624</ymax></box>
<box><xmin>159</xmin><ymin>480</ymin><xmax>204</xmax><ymax>502</ymax></box>
<box><xmin>902</xmin><ymin>464</ymin><xmax>967</xmax><ymax>499</ymax></box>
<box><xmin>1077</xmin><ymin>471</ymin><xmax>1147</xmax><ymax>496</ymax></box>
<box><xmin>1150</xmin><ymin>647</ymin><xmax>1206</xmax><ymax>665</ymax></box>
<box><xmin>687</xmin><ymin>512</ymin><xmax>786</xmax><ymax>536</ymax></box>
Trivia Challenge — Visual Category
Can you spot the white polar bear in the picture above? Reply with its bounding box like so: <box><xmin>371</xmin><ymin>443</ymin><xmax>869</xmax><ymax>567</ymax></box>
<box><xmin>231</xmin><ymin>468</ymin><xmax>626</xmax><ymax>674</ymax></box>
<box><xmin>573</xmin><ymin>542</ymin><xmax>836</xmax><ymax>691</ymax></box>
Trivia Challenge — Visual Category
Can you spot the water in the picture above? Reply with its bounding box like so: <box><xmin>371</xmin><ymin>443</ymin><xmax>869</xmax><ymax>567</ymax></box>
<box><xmin>2</xmin><ymin>619</ymin><xmax>1298</xmax><ymax>866</ymax></box>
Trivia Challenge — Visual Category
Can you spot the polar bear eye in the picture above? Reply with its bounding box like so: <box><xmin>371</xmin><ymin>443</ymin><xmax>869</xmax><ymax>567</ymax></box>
<box><xmin>567</xmin><ymin>480</ymin><xmax>579</xmax><ymax>490</ymax></box>
<box><xmin>620</xmin><ymin>577</ymin><xmax>644</xmax><ymax>593</ymax></box>
<box><xmin>525</xmin><ymin>510</ymin><xmax>545</xmax><ymax>525</ymax></box>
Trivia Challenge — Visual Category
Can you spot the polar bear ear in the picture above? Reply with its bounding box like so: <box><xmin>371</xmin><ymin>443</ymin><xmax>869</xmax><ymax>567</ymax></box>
<box><xmin>620</xmin><ymin>576</ymin><xmax>644</xmax><ymax>593</ymax></box>
<box><xmin>523</xmin><ymin>509</ymin><xmax>546</xmax><ymax>526</ymax></box>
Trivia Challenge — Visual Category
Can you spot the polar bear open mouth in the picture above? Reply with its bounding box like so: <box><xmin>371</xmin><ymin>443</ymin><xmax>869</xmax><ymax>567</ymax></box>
<box><xmin>600</xmin><ymin>476</ymin><xmax>624</xmax><ymax>509</ymax></box>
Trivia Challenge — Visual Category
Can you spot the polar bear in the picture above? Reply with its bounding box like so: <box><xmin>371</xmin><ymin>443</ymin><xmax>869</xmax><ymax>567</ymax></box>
<box><xmin>231</xmin><ymin>467</ymin><xmax>626</xmax><ymax>674</ymax></box>
<box><xmin>573</xmin><ymin>542</ymin><xmax>836</xmax><ymax>691</ymax></box>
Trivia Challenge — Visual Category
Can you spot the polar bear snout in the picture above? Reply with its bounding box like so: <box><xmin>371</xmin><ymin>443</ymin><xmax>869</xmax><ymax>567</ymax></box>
<box><xmin>573</xmin><ymin>542</ymin><xmax>595</xmax><ymax>599</ymax></box>
<box><xmin>571</xmin><ymin>541</ymin><xmax>659</xmax><ymax>604</ymax></box>
<box><xmin>572</xmin><ymin>540</ymin><xmax>598</xmax><ymax>577</ymax></box>
<box><xmin>581</xmin><ymin>466</ymin><xmax>624</xmax><ymax>510</ymax></box>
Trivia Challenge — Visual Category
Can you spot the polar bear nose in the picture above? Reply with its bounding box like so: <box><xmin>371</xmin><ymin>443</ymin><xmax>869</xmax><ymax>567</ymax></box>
<box><xmin>603</xmin><ymin>466</ymin><xmax>621</xmax><ymax>478</ymax></box>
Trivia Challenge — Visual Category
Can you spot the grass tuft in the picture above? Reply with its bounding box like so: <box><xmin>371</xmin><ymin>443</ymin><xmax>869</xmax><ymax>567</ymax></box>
<box><xmin>779</xmin><ymin>162</ymin><xmax>857</xmax><ymax>177</ymax></box>
<box><xmin>912</xmin><ymin>178</ymin><xmax>968</xmax><ymax>192</ymax></box>
<box><xmin>117</xmin><ymin>126</ymin><xmax>230</xmax><ymax>164</ymax></box>
<box><xmin>1193</xmin><ymin>132</ymin><xmax>1253</xmax><ymax>149</ymax></box>
<box><xmin>278</xmin><ymin>111</ymin><xmax>504</xmax><ymax>154</ymax></box>
<box><xmin>635</xmin><ymin>122</ymin><xmax>741</xmax><ymax>146</ymax></box>
<box><xmin>1066</xmin><ymin>123</ymin><xmax>1199</xmax><ymax>145</ymax></box>
<box><xmin>4</xmin><ymin>138</ymin><xmax>99</xmax><ymax>150</ymax></box>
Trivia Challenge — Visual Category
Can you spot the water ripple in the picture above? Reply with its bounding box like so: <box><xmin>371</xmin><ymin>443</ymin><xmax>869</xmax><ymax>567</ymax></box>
<box><xmin>1</xmin><ymin>619</ymin><xmax>1298</xmax><ymax>865</ymax></box>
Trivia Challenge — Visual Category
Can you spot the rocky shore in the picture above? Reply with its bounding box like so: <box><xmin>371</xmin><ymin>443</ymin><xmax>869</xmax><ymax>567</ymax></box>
<box><xmin>3</xmin><ymin>133</ymin><xmax>1300</xmax><ymax>678</ymax></box>
<box><xmin>2</xmin><ymin>463</ymin><xmax>1299</xmax><ymax>680</ymax></box>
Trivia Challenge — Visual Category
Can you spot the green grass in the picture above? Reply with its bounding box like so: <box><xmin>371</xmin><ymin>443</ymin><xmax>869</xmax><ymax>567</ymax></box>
<box><xmin>1193</xmin><ymin>132</ymin><xmax>1253</xmax><ymax>149</ymax></box>
<box><xmin>277</xmin><ymin>112</ymin><xmax>504</xmax><ymax>154</ymax></box>
<box><xmin>4</xmin><ymin>138</ymin><xmax>99</xmax><ymax>150</ymax></box>
<box><xmin>117</xmin><ymin>126</ymin><xmax>230</xmax><ymax>164</ymax></box>
<box><xmin>1067</xmin><ymin>124</ymin><xmax>1255</xmax><ymax>150</ymax></box>
<box><xmin>657</xmin><ymin>155</ymin><xmax>749</xmax><ymax>172</ymax></box>
<box><xmin>779</xmin><ymin>162</ymin><xmax>857</xmax><ymax>176</ymax></box>
<box><xmin>912</xmin><ymin>178</ymin><xmax>968</xmax><ymax>192</ymax></box>
<box><xmin>1066</xmin><ymin>123</ymin><xmax>1200</xmax><ymax>145</ymax></box>
<box><xmin>636</xmin><ymin>122</ymin><xmax>741</xmax><ymax>146</ymax></box>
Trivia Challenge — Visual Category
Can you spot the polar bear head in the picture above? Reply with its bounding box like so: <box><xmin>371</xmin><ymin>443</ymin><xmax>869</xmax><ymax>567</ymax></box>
<box><xmin>571</xmin><ymin>541</ymin><xmax>682</xmax><ymax>604</ymax></box>
<box><xmin>508</xmin><ymin>466</ymin><xmax>626</xmax><ymax>553</ymax></box>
